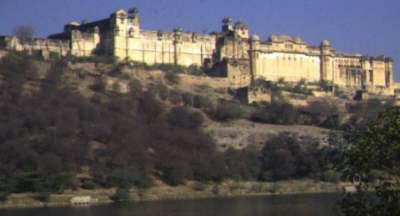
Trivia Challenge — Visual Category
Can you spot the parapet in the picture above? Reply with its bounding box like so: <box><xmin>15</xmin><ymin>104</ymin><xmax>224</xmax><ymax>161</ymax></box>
<box><xmin>267</xmin><ymin>35</ymin><xmax>304</xmax><ymax>44</ymax></box>
<box><xmin>321</xmin><ymin>40</ymin><xmax>331</xmax><ymax>47</ymax></box>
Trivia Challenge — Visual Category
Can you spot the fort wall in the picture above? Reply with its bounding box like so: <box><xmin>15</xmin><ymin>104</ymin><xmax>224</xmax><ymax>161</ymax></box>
<box><xmin>0</xmin><ymin>8</ymin><xmax>396</xmax><ymax>96</ymax></box>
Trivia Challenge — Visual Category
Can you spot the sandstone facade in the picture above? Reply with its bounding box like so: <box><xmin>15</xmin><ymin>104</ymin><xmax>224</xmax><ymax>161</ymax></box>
<box><xmin>0</xmin><ymin>8</ymin><xmax>395</xmax><ymax>95</ymax></box>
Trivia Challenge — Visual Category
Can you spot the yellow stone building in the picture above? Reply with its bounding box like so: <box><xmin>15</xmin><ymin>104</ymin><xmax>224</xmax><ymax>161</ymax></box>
<box><xmin>0</xmin><ymin>8</ymin><xmax>395</xmax><ymax>95</ymax></box>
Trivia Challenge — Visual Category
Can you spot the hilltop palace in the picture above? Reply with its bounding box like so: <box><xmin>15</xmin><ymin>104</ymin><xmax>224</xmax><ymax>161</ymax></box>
<box><xmin>0</xmin><ymin>8</ymin><xmax>396</xmax><ymax>95</ymax></box>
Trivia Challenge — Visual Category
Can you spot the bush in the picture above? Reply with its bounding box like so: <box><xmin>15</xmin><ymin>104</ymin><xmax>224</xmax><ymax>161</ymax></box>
<box><xmin>165</xmin><ymin>71</ymin><xmax>180</xmax><ymax>84</ymax></box>
<box><xmin>90</xmin><ymin>79</ymin><xmax>106</xmax><ymax>92</ymax></box>
<box><xmin>167</xmin><ymin>106</ymin><xmax>204</xmax><ymax>129</ymax></box>
<box><xmin>0</xmin><ymin>191</ymin><xmax>10</xmax><ymax>203</ymax></box>
<box><xmin>107</xmin><ymin>171</ymin><xmax>152</xmax><ymax>189</ymax></box>
<box><xmin>81</xmin><ymin>179</ymin><xmax>98</xmax><ymax>190</ymax></box>
<box><xmin>291</xmin><ymin>79</ymin><xmax>312</xmax><ymax>95</ymax></box>
<box><xmin>251</xmin><ymin>102</ymin><xmax>298</xmax><ymax>125</ymax></box>
<box><xmin>168</xmin><ymin>90</ymin><xmax>182</xmax><ymax>105</ymax></box>
<box><xmin>110</xmin><ymin>188</ymin><xmax>130</xmax><ymax>202</ymax></box>
<box><xmin>320</xmin><ymin>170</ymin><xmax>342</xmax><ymax>182</ymax></box>
<box><xmin>260</xmin><ymin>132</ymin><xmax>321</xmax><ymax>181</ymax></box>
<box><xmin>193</xmin><ymin>95</ymin><xmax>213</xmax><ymax>109</ymax></box>
<box><xmin>187</xmin><ymin>65</ymin><xmax>205</xmax><ymax>76</ymax></box>
<box><xmin>49</xmin><ymin>51</ymin><xmax>60</xmax><ymax>60</ymax></box>
<box><xmin>34</xmin><ymin>192</ymin><xmax>51</xmax><ymax>202</ymax></box>
<box><xmin>129</xmin><ymin>79</ymin><xmax>142</xmax><ymax>94</ymax></box>
<box><xmin>224</xmin><ymin>147</ymin><xmax>261</xmax><ymax>181</ymax></box>
<box><xmin>182</xmin><ymin>92</ymin><xmax>194</xmax><ymax>106</ymax></box>
<box><xmin>212</xmin><ymin>102</ymin><xmax>244</xmax><ymax>121</ymax></box>
<box><xmin>192</xmin><ymin>182</ymin><xmax>208</xmax><ymax>191</ymax></box>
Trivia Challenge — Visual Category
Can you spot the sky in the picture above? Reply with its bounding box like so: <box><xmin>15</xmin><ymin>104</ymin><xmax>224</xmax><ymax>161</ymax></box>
<box><xmin>0</xmin><ymin>0</ymin><xmax>399</xmax><ymax>80</ymax></box>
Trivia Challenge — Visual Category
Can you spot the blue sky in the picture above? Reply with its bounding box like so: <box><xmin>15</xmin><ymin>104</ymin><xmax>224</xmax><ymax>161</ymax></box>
<box><xmin>1</xmin><ymin>0</ymin><xmax>399</xmax><ymax>80</ymax></box>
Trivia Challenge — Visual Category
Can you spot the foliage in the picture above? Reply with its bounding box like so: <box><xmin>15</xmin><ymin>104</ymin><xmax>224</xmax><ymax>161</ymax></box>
<box><xmin>337</xmin><ymin>107</ymin><xmax>400</xmax><ymax>215</ymax></box>
<box><xmin>70</xmin><ymin>55</ymin><xmax>116</xmax><ymax>64</ymax></box>
<box><xmin>259</xmin><ymin>132</ymin><xmax>321</xmax><ymax>181</ymax></box>
<box><xmin>81</xmin><ymin>179</ymin><xmax>98</xmax><ymax>190</ymax></box>
<box><xmin>167</xmin><ymin>106</ymin><xmax>204</xmax><ymax>129</ymax></box>
<box><xmin>211</xmin><ymin>102</ymin><xmax>245</xmax><ymax>121</ymax></box>
<box><xmin>34</xmin><ymin>192</ymin><xmax>51</xmax><ymax>202</ymax></box>
<box><xmin>254</xmin><ymin>78</ymin><xmax>312</xmax><ymax>95</ymax></box>
<box><xmin>291</xmin><ymin>79</ymin><xmax>313</xmax><ymax>95</ymax></box>
<box><xmin>318</xmin><ymin>80</ymin><xmax>334</xmax><ymax>92</ymax></box>
<box><xmin>164</xmin><ymin>71</ymin><xmax>180</xmax><ymax>84</ymax></box>
<box><xmin>110</xmin><ymin>188</ymin><xmax>131</xmax><ymax>202</ymax></box>
<box><xmin>11</xmin><ymin>172</ymin><xmax>72</xmax><ymax>194</ymax></box>
<box><xmin>251</xmin><ymin>102</ymin><xmax>298</xmax><ymax>125</ymax></box>
<box><xmin>224</xmin><ymin>147</ymin><xmax>261</xmax><ymax>181</ymax></box>
<box><xmin>12</xmin><ymin>25</ymin><xmax>34</xmax><ymax>42</ymax></box>
<box><xmin>193</xmin><ymin>95</ymin><xmax>213</xmax><ymax>109</ymax></box>
<box><xmin>89</xmin><ymin>79</ymin><xmax>106</xmax><ymax>92</ymax></box>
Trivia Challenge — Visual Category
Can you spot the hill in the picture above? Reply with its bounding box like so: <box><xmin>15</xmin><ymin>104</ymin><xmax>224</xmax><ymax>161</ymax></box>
<box><xmin>0</xmin><ymin>52</ymin><xmax>395</xmax><ymax>205</ymax></box>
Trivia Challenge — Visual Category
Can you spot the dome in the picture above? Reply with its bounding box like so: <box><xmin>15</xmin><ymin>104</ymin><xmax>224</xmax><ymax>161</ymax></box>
<box><xmin>321</xmin><ymin>40</ymin><xmax>331</xmax><ymax>47</ymax></box>
<box><xmin>234</xmin><ymin>20</ymin><xmax>248</xmax><ymax>29</ymax></box>
<box><xmin>67</xmin><ymin>21</ymin><xmax>80</xmax><ymax>26</ymax></box>
<box><xmin>268</xmin><ymin>35</ymin><xmax>277</xmax><ymax>42</ymax></box>
<box><xmin>113</xmin><ymin>9</ymin><xmax>127</xmax><ymax>15</ymax></box>
<box><xmin>251</xmin><ymin>34</ymin><xmax>260</xmax><ymax>41</ymax></box>
<box><xmin>294</xmin><ymin>37</ymin><xmax>303</xmax><ymax>43</ymax></box>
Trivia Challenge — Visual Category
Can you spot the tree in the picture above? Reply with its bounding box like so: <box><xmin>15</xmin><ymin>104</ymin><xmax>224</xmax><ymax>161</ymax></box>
<box><xmin>338</xmin><ymin>107</ymin><xmax>400</xmax><ymax>216</ymax></box>
<box><xmin>12</xmin><ymin>25</ymin><xmax>34</xmax><ymax>42</ymax></box>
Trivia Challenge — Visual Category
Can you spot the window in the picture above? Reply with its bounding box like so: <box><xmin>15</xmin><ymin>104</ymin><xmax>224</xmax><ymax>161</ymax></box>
<box><xmin>285</xmin><ymin>44</ymin><xmax>293</xmax><ymax>49</ymax></box>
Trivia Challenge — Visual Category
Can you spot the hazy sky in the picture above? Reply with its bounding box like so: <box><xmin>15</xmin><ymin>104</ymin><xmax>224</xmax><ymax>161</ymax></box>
<box><xmin>1</xmin><ymin>0</ymin><xmax>399</xmax><ymax>80</ymax></box>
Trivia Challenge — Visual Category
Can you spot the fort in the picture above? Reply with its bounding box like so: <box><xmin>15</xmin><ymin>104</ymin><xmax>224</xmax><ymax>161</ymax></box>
<box><xmin>0</xmin><ymin>8</ymin><xmax>396</xmax><ymax>97</ymax></box>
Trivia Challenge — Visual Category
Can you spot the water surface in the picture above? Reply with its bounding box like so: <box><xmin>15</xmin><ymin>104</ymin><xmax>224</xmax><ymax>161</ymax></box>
<box><xmin>0</xmin><ymin>193</ymin><xmax>341</xmax><ymax>216</ymax></box>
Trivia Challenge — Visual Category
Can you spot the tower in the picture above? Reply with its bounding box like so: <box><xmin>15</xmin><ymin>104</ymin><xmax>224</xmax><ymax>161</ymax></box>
<box><xmin>233</xmin><ymin>20</ymin><xmax>249</xmax><ymax>39</ymax></box>
<box><xmin>320</xmin><ymin>40</ymin><xmax>333</xmax><ymax>82</ymax></box>
<box><xmin>111</xmin><ymin>8</ymin><xmax>141</xmax><ymax>60</ymax></box>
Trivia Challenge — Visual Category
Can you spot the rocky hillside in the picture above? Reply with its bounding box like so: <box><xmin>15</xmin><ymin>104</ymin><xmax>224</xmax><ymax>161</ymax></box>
<box><xmin>0</xmin><ymin>52</ymin><xmax>395</xmax><ymax>203</ymax></box>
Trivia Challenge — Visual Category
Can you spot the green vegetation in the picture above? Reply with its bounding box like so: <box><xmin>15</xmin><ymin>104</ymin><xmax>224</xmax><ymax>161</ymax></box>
<box><xmin>336</xmin><ymin>107</ymin><xmax>400</xmax><ymax>215</ymax></box>
<box><xmin>89</xmin><ymin>79</ymin><xmax>106</xmax><ymax>92</ymax></box>
<box><xmin>110</xmin><ymin>188</ymin><xmax>131</xmax><ymax>203</ymax></box>
<box><xmin>254</xmin><ymin>78</ymin><xmax>313</xmax><ymax>95</ymax></box>
<box><xmin>0</xmin><ymin>51</ymin><xmax>397</xmax><ymax>212</ymax></box>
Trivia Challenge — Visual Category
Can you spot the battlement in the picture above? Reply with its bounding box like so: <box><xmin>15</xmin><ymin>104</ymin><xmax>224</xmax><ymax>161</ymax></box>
<box><xmin>0</xmin><ymin>7</ymin><xmax>396</xmax><ymax>96</ymax></box>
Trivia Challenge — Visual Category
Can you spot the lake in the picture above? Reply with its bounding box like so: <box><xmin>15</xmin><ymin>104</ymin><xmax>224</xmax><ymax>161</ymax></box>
<box><xmin>0</xmin><ymin>193</ymin><xmax>342</xmax><ymax>216</ymax></box>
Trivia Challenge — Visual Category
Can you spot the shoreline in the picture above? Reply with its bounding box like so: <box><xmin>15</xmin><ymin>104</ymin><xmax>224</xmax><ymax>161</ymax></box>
<box><xmin>0</xmin><ymin>179</ymin><xmax>349</xmax><ymax>209</ymax></box>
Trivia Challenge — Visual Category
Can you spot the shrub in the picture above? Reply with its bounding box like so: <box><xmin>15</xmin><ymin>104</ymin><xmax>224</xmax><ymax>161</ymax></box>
<box><xmin>107</xmin><ymin>171</ymin><xmax>152</xmax><ymax>189</ymax></box>
<box><xmin>187</xmin><ymin>65</ymin><xmax>205</xmax><ymax>76</ymax></box>
<box><xmin>90</xmin><ymin>79</ymin><xmax>106</xmax><ymax>92</ymax></box>
<box><xmin>129</xmin><ymin>79</ymin><xmax>142</xmax><ymax>94</ymax></box>
<box><xmin>182</xmin><ymin>92</ymin><xmax>194</xmax><ymax>106</ymax></box>
<box><xmin>0</xmin><ymin>191</ymin><xmax>10</xmax><ymax>203</ymax></box>
<box><xmin>81</xmin><ymin>179</ymin><xmax>98</xmax><ymax>190</ymax></box>
<box><xmin>212</xmin><ymin>102</ymin><xmax>244</xmax><ymax>121</ymax></box>
<box><xmin>193</xmin><ymin>95</ymin><xmax>213</xmax><ymax>109</ymax></box>
<box><xmin>34</xmin><ymin>192</ymin><xmax>51</xmax><ymax>202</ymax></box>
<box><xmin>165</xmin><ymin>71</ymin><xmax>180</xmax><ymax>84</ymax></box>
<box><xmin>155</xmin><ymin>63</ymin><xmax>185</xmax><ymax>73</ymax></box>
<box><xmin>303</xmin><ymin>100</ymin><xmax>340</xmax><ymax>128</ymax></box>
<box><xmin>291</xmin><ymin>79</ymin><xmax>312</xmax><ymax>95</ymax></box>
<box><xmin>168</xmin><ymin>90</ymin><xmax>183</xmax><ymax>105</ymax></box>
<box><xmin>0</xmin><ymin>179</ymin><xmax>11</xmax><ymax>203</ymax></box>
<box><xmin>110</xmin><ymin>188</ymin><xmax>130</xmax><ymax>202</ymax></box>
<box><xmin>319</xmin><ymin>80</ymin><xmax>334</xmax><ymax>92</ymax></box>
<box><xmin>167</xmin><ymin>106</ymin><xmax>204</xmax><ymax>129</ymax></box>
<box><xmin>107</xmin><ymin>171</ymin><xmax>135</xmax><ymax>189</ymax></box>
<box><xmin>224</xmin><ymin>147</ymin><xmax>261</xmax><ymax>181</ymax></box>
<box><xmin>320</xmin><ymin>170</ymin><xmax>342</xmax><ymax>182</ymax></box>
<box><xmin>253</xmin><ymin>102</ymin><xmax>298</xmax><ymax>125</ymax></box>
<box><xmin>139</xmin><ymin>92</ymin><xmax>165</xmax><ymax>124</ymax></box>
<box><xmin>192</xmin><ymin>182</ymin><xmax>208</xmax><ymax>191</ymax></box>
<box><xmin>260</xmin><ymin>132</ymin><xmax>321</xmax><ymax>181</ymax></box>
<box><xmin>49</xmin><ymin>51</ymin><xmax>60</xmax><ymax>60</ymax></box>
